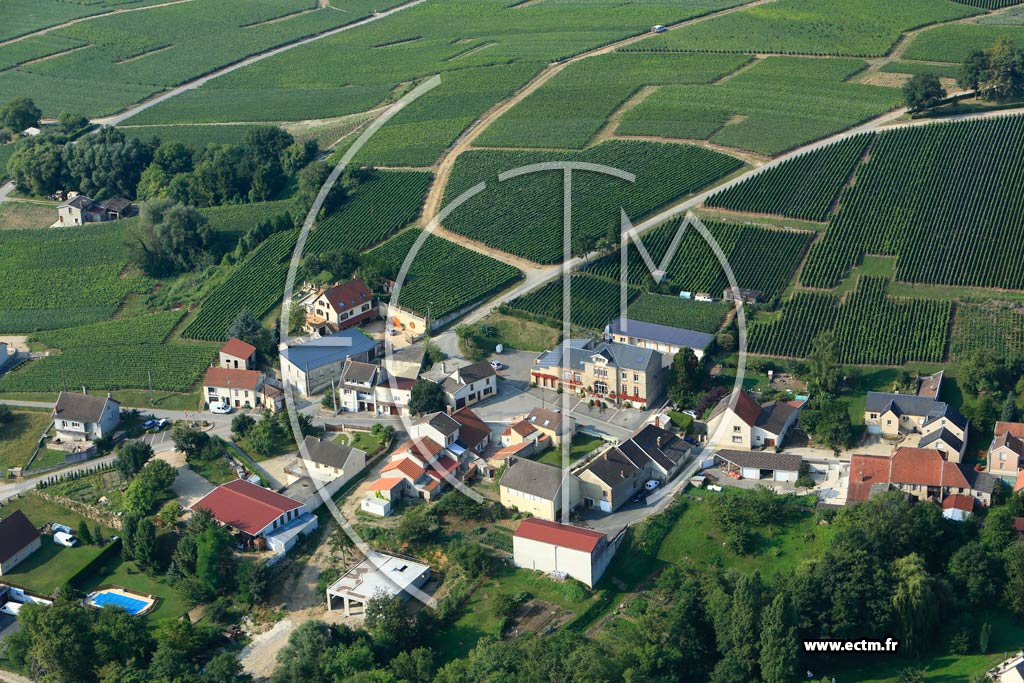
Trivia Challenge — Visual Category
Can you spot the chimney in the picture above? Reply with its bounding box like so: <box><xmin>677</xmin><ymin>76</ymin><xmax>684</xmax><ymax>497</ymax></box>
<box><xmin>82</xmin><ymin>385</ymin><xmax>87</xmax><ymax>395</ymax></box>
<box><xmin>656</xmin><ymin>436</ymin><xmax>662</xmax><ymax>448</ymax></box>
<box><xmin>441</xmin><ymin>361</ymin><xmax>446</xmax><ymax>373</ymax></box>
<box><xmin>619</xmin><ymin>469</ymin><xmax>624</xmax><ymax>478</ymax></box>
<box><xmin>106</xmin><ymin>392</ymin><xmax>112</xmax><ymax>399</ymax></box>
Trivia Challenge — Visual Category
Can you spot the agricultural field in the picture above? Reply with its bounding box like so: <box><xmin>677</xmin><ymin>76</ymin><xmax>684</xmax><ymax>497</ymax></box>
<box><xmin>0</xmin><ymin>201</ymin><xmax>58</xmax><ymax>231</ymax></box>
<box><xmin>0</xmin><ymin>0</ymin><xmax>374</xmax><ymax>118</ymax></box>
<box><xmin>749</xmin><ymin>276</ymin><xmax>952</xmax><ymax>364</ymax></box>
<box><xmin>0</xmin><ymin>410</ymin><xmax>53</xmax><ymax>471</ymax></box>
<box><xmin>631</xmin><ymin>0</ymin><xmax>981</xmax><ymax>57</ymax></box>
<box><xmin>182</xmin><ymin>229</ymin><xmax>298</xmax><ymax>341</ymax></box>
<box><xmin>584</xmin><ymin>218</ymin><xmax>813</xmax><ymax>302</ymax></box>
<box><xmin>706</xmin><ymin>134</ymin><xmax>873</xmax><ymax>221</ymax></box>
<box><xmin>124</xmin><ymin>0</ymin><xmax>750</xmax><ymax>164</ymax></box>
<box><xmin>118</xmin><ymin>123</ymin><xmax>269</xmax><ymax>148</ymax></box>
<box><xmin>949</xmin><ymin>302</ymin><xmax>1024</xmax><ymax>361</ymax></box>
<box><xmin>616</xmin><ymin>57</ymin><xmax>901</xmax><ymax>155</ymax></box>
<box><xmin>0</xmin><ymin>223</ymin><xmax>152</xmax><ymax>334</ymax></box>
<box><xmin>369</xmin><ymin>229</ymin><xmax>521</xmax><ymax>319</ymax></box>
<box><xmin>200</xmin><ymin>199</ymin><xmax>298</xmax><ymax>253</ymax></box>
<box><xmin>0</xmin><ymin>0</ymin><xmax>171</xmax><ymax>42</ymax></box>
<box><xmin>304</xmin><ymin>170</ymin><xmax>431</xmax><ymax>255</ymax></box>
<box><xmin>0</xmin><ymin>311</ymin><xmax>217</xmax><ymax>393</ymax></box>
<box><xmin>476</xmin><ymin>52</ymin><xmax>754</xmax><ymax>150</ymax></box>
<box><xmin>878</xmin><ymin>61</ymin><xmax>961</xmax><ymax>79</ymax></box>
<box><xmin>903</xmin><ymin>21</ymin><xmax>1024</xmax><ymax>63</ymax></box>
<box><xmin>442</xmin><ymin>141</ymin><xmax>744</xmax><ymax>264</ymax></box>
<box><xmin>801</xmin><ymin>115</ymin><xmax>1024</xmax><ymax>289</ymax></box>
<box><xmin>0</xmin><ymin>34</ymin><xmax>86</xmax><ymax>71</ymax></box>
<box><xmin>505</xmin><ymin>274</ymin><xmax>638</xmax><ymax>331</ymax></box>
<box><xmin>627</xmin><ymin>293</ymin><xmax>729</xmax><ymax>334</ymax></box>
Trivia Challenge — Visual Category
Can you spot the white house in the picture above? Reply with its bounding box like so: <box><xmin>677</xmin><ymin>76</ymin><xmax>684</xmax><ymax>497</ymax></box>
<box><xmin>0</xmin><ymin>511</ymin><xmax>41</xmax><ymax>576</ymax></box>
<box><xmin>326</xmin><ymin>552</ymin><xmax>431</xmax><ymax>616</ymax></box>
<box><xmin>284</xmin><ymin>435</ymin><xmax>367</xmax><ymax>506</ymax></box>
<box><xmin>52</xmin><ymin>391</ymin><xmax>120</xmax><ymax>442</ymax></box>
<box><xmin>512</xmin><ymin>518</ymin><xmax>624</xmax><ymax>588</ymax></box>
<box><xmin>191</xmin><ymin>480</ymin><xmax>317</xmax><ymax>556</ymax></box>
<box><xmin>219</xmin><ymin>337</ymin><xmax>257</xmax><ymax>370</ymax></box>
<box><xmin>421</xmin><ymin>359</ymin><xmax>497</xmax><ymax>410</ymax></box>
<box><xmin>705</xmin><ymin>390</ymin><xmax>803</xmax><ymax>450</ymax></box>
<box><xmin>203</xmin><ymin>367</ymin><xmax>264</xmax><ymax>410</ymax></box>
<box><xmin>280</xmin><ymin>328</ymin><xmax>377</xmax><ymax>396</ymax></box>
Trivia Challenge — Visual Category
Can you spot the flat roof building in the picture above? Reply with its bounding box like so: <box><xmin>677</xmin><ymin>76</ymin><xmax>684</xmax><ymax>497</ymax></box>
<box><xmin>325</xmin><ymin>552</ymin><xmax>431</xmax><ymax>616</ymax></box>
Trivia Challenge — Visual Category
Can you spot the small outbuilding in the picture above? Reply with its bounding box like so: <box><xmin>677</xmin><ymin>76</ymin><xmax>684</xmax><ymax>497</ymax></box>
<box><xmin>715</xmin><ymin>449</ymin><xmax>802</xmax><ymax>482</ymax></box>
<box><xmin>0</xmin><ymin>511</ymin><xmax>41</xmax><ymax>576</ymax></box>
<box><xmin>512</xmin><ymin>518</ymin><xmax>624</xmax><ymax>588</ymax></box>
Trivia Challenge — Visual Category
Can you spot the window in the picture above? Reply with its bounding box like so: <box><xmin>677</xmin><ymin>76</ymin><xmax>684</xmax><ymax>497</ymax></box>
<box><xmin>633</xmin><ymin>373</ymin><xmax>639</xmax><ymax>381</ymax></box>
<box><xmin>563</xmin><ymin>371</ymin><xmax>571</xmax><ymax>380</ymax></box>
<box><xmin>573</xmin><ymin>373</ymin><xmax>582</xmax><ymax>383</ymax></box>
<box><xmin>621</xmin><ymin>371</ymin><xmax>628</xmax><ymax>379</ymax></box>
<box><xmin>733</xmin><ymin>425</ymin><xmax>741</xmax><ymax>433</ymax></box>
<box><xmin>634</xmin><ymin>386</ymin><xmax>639</xmax><ymax>397</ymax></box>
<box><xmin>732</xmin><ymin>436</ymin><xmax>742</xmax><ymax>443</ymax></box>
<box><xmin>870</xmin><ymin>413</ymin><xmax>877</xmax><ymax>419</ymax></box>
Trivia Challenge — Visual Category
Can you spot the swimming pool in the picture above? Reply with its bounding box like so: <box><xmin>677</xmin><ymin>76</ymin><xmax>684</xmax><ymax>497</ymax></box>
<box><xmin>87</xmin><ymin>589</ymin><xmax>152</xmax><ymax>615</ymax></box>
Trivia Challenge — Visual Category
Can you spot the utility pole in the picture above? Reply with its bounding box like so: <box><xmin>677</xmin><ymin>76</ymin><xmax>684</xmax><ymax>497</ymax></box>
<box><xmin>148</xmin><ymin>369</ymin><xmax>154</xmax><ymax>405</ymax></box>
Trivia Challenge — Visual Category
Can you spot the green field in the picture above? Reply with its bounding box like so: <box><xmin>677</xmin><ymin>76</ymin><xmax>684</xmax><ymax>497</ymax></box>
<box><xmin>0</xmin><ymin>0</ymin><xmax>171</xmax><ymax>42</ymax></box>
<box><xmin>627</xmin><ymin>293</ymin><xmax>729</xmax><ymax>333</ymax></box>
<box><xmin>749</xmin><ymin>276</ymin><xmax>952</xmax><ymax>364</ymax></box>
<box><xmin>505</xmin><ymin>274</ymin><xmax>638</xmax><ymax>331</ymax></box>
<box><xmin>706</xmin><ymin>134</ymin><xmax>872</xmax><ymax>221</ymax></box>
<box><xmin>801</xmin><ymin>115</ymin><xmax>1024</xmax><ymax>289</ymax></box>
<box><xmin>369</xmin><ymin>229</ymin><xmax>521</xmax><ymax>318</ymax></box>
<box><xmin>617</xmin><ymin>57</ymin><xmax>901</xmax><ymax>155</ymax></box>
<box><xmin>476</xmin><ymin>52</ymin><xmax>754</xmax><ymax>150</ymax></box>
<box><xmin>584</xmin><ymin>218</ymin><xmax>813</xmax><ymax>302</ymax></box>
<box><xmin>632</xmin><ymin>0</ymin><xmax>980</xmax><ymax>57</ymax></box>
<box><xmin>0</xmin><ymin>34</ymin><xmax>86</xmax><ymax>71</ymax></box>
<box><xmin>950</xmin><ymin>302</ymin><xmax>1024</xmax><ymax>361</ymax></box>
<box><xmin>0</xmin><ymin>201</ymin><xmax>57</xmax><ymax>231</ymax></box>
<box><xmin>119</xmin><ymin>123</ymin><xmax>270</xmax><ymax>148</ymax></box>
<box><xmin>0</xmin><ymin>410</ymin><xmax>51</xmax><ymax>471</ymax></box>
<box><xmin>443</xmin><ymin>141</ymin><xmax>744</xmax><ymax>264</ymax></box>
<box><xmin>903</xmin><ymin>21</ymin><xmax>1024</xmax><ymax>63</ymax></box>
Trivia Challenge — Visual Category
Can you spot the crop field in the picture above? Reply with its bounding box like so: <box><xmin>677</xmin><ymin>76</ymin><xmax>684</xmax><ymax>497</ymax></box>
<box><xmin>182</xmin><ymin>229</ymin><xmax>298</xmax><ymax>341</ymax></box>
<box><xmin>706</xmin><ymin>134</ymin><xmax>872</xmax><ymax>221</ymax></box>
<box><xmin>0</xmin><ymin>312</ymin><xmax>217</xmax><ymax>393</ymax></box>
<box><xmin>369</xmin><ymin>229</ymin><xmax>521</xmax><ymax>319</ymax></box>
<box><xmin>1</xmin><ymin>0</ymin><xmax>369</xmax><ymax>118</ymax></box>
<box><xmin>878</xmin><ymin>61</ymin><xmax>961</xmax><ymax>79</ymax></box>
<box><xmin>123</xmin><ymin>0</ymin><xmax>749</xmax><ymax>164</ymax></box>
<box><xmin>0</xmin><ymin>0</ymin><xmax>171</xmax><ymax>42</ymax></box>
<box><xmin>505</xmin><ymin>274</ymin><xmax>638</xmax><ymax>331</ymax></box>
<box><xmin>200</xmin><ymin>199</ymin><xmax>297</xmax><ymax>253</ymax></box>
<box><xmin>627</xmin><ymin>293</ymin><xmax>729</xmax><ymax>334</ymax></box>
<box><xmin>801</xmin><ymin>115</ymin><xmax>1024</xmax><ymax>290</ymax></box>
<box><xmin>584</xmin><ymin>219</ymin><xmax>812</xmax><ymax>302</ymax></box>
<box><xmin>950</xmin><ymin>303</ymin><xmax>1024</xmax><ymax>361</ymax></box>
<box><xmin>903</xmin><ymin>22</ymin><xmax>1024</xmax><ymax>63</ymax></box>
<box><xmin>749</xmin><ymin>277</ymin><xmax>952</xmax><ymax>364</ymax></box>
<box><xmin>631</xmin><ymin>0</ymin><xmax>980</xmax><ymax>57</ymax></box>
<box><xmin>476</xmin><ymin>52</ymin><xmax>753</xmax><ymax>150</ymax></box>
<box><xmin>0</xmin><ymin>34</ymin><xmax>86</xmax><ymax>71</ymax></box>
<box><xmin>616</xmin><ymin>57</ymin><xmax>901</xmax><ymax>156</ymax></box>
<box><xmin>305</xmin><ymin>171</ymin><xmax>430</xmax><ymax>256</ymax></box>
<box><xmin>119</xmin><ymin>124</ymin><xmax>269</xmax><ymax>148</ymax></box>
<box><xmin>442</xmin><ymin>141</ymin><xmax>744</xmax><ymax>264</ymax></box>
<box><xmin>0</xmin><ymin>224</ymin><xmax>152</xmax><ymax>334</ymax></box>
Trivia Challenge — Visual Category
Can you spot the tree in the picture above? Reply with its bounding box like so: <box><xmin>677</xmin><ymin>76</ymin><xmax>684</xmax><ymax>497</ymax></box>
<box><xmin>133</xmin><ymin>518</ymin><xmax>158</xmax><ymax>571</ymax></box>
<box><xmin>759</xmin><ymin>593</ymin><xmax>797</xmax><ymax>683</ymax></box>
<box><xmin>981</xmin><ymin>504</ymin><xmax>1015</xmax><ymax>550</ymax></box>
<box><xmin>77</xmin><ymin>520</ymin><xmax>94</xmax><ymax>546</ymax></box>
<box><xmin>18</xmin><ymin>599</ymin><xmax>96</xmax><ymax>682</ymax></box>
<box><xmin>1</xmin><ymin>97</ymin><xmax>41</xmax><ymax>133</ymax></box>
<box><xmin>1005</xmin><ymin>542</ymin><xmax>1024</xmax><ymax>618</ymax></box>
<box><xmin>114</xmin><ymin>441</ymin><xmax>154</xmax><ymax>479</ymax></box>
<box><xmin>813</xmin><ymin>397</ymin><xmax>854</xmax><ymax>452</ymax></box>
<box><xmin>667</xmin><ymin>348</ymin><xmax>706</xmax><ymax>405</ymax></box>
<box><xmin>948</xmin><ymin>541</ymin><xmax>1003</xmax><ymax>608</ymax></box>
<box><xmin>127</xmin><ymin>198</ymin><xmax>211</xmax><ymax>276</ymax></box>
<box><xmin>959</xmin><ymin>49</ymin><xmax>990</xmax><ymax>91</ymax></box>
<box><xmin>288</xmin><ymin>303</ymin><xmax>307</xmax><ymax>336</ymax></box>
<box><xmin>985</xmin><ymin>36</ymin><xmax>1024</xmax><ymax>100</ymax></box>
<box><xmin>806</xmin><ymin>330</ymin><xmax>840</xmax><ymax>397</ymax></box>
<box><xmin>228</xmin><ymin>310</ymin><xmax>275</xmax><ymax>357</ymax></box>
<box><xmin>157</xmin><ymin>501</ymin><xmax>183</xmax><ymax>527</ymax></box>
<box><xmin>172</xmin><ymin>425</ymin><xmax>211</xmax><ymax>460</ymax></box>
<box><xmin>903</xmin><ymin>73</ymin><xmax>946</xmax><ymax>112</ymax></box>
<box><xmin>246</xmin><ymin>418</ymin><xmax>275</xmax><ymax>458</ymax></box>
<box><xmin>1003</xmin><ymin>391</ymin><xmax>1018</xmax><ymax>422</ymax></box>
<box><xmin>959</xmin><ymin>349</ymin><xmax>1006</xmax><ymax>395</ymax></box>
<box><xmin>896</xmin><ymin>668</ymin><xmax>927</xmax><ymax>683</ymax></box>
<box><xmin>67</xmin><ymin>126</ymin><xmax>155</xmax><ymax>199</ymax></box>
<box><xmin>57</xmin><ymin>111</ymin><xmax>90</xmax><ymax>137</ymax></box>
<box><xmin>231</xmin><ymin>413</ymin><xmax>256</xmax><ymax>440</ymax></box>
<box><xmin>892</xmin><ymin>553</ymin><xmax>941</xmax><ymax>656</ymax></box>
<box><xmin>6</xmin><ymin>137</ymin><xmax>68</xmax><ymax>195</ymax></box>
<box><xmin>196</xmin><ymin>524</ymin><xmax>236</xmax><ymax>594</ymax></box>
<box><xmin>236</xmin><ymin>560</ymin><xmax>269</xmax><ymax>606</ymax></box>
<box><xmin>364</xmin><ymin>592</ymin><xmax>413</xmax><ymax>653</ymax></box>
<box><xmin>408</xmin><ymin>379</ymin><xmax>446</xmax><ymax>416</ymax></box>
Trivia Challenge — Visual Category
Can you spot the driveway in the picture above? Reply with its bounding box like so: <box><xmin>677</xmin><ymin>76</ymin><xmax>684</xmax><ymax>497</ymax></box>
<box><xmin>156</xmin><ymin>450</ymin><xmax>214</xmax><ymax>508</ymax></box>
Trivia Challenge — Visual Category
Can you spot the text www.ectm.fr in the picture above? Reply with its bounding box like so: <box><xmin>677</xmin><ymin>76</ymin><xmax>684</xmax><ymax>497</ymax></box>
<box><xmin>802</xmin><ymin>639</ymin><xmax>899</xmax><ymax>654</ymax></box>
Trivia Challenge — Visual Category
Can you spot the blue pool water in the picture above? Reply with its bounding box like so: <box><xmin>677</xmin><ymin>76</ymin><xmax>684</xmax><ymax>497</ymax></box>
<box><xmin>90</xmin><ymin>591</ymin><xmax>148</xmax><ymax>615</ymax></box>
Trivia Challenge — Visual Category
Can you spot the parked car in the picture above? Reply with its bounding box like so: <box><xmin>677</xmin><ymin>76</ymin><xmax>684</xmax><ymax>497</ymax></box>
<box><xmin>50</xmin><ymin>523</ymin><xmax>73</xmax><ymax>535</ymax></box>
<box><xmin>652</xmin><ymin>24</ymin><xmax>667</xmax><ymax>33</ymax></box>
<box><xmin>682</xmin><ymin>409</ymin><xmax>699</xmax><ymax>419</ymax></box>
<box><xmin>644</xmin><ymin>479</ymin><xmax>661</xmax><ymax>492</ymax></box>
<box><xmin>209</xmin><ymin>401</ymin><xmax>232</xmax><ymax>414</ymax></box>
<box><xmin>489</xmin><ymin>360</ymin><xmax>503</xmax><ymax>371</ymax></box>
<box><xmin>155</xmin><ymin>418</ymin><xmax>170</xmax><ymax>430</ymax></box>
<box><xmin>683</xmin><ymin>436</ymin><xmax>700</xmax><ymax>447</ymax></box>
<box><xmin>141</xmin><ymin>419</ymin><xmax>158</xmax><ymax>431</ymax></box>
<box><xmin>53</xmin><ymin>532</ymin><xmax>77</xmax><ymax>547</ymax></box>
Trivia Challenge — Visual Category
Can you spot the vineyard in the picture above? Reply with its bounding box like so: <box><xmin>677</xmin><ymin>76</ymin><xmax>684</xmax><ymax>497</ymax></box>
<box><xmin>442</xmin><ymin>141</ymin><xmax>744</xmax><ymax>264</ymax></box>
<box><xmin>0</xmin><ymin>224</ymin><xmax>152</xmax><ymax>334</ymax></box>
<box><xmin>119</xmin><ymin>124</ymin><xmax>267</xmax><ymax>149</ymax></box>
<box><xmin>182</xmin><ymin>229</ymin><xmax>298</xmax><ymax>341</ymax></box>
<box><xmin>749</xmin><ymin>277</ymin><xmax>952</xmax><ymax>364</ymax></box>
<box><xmin>903</xmin><ymin>22</ymin><xmax>1024</xmax><ymax>64</ymax></box>
<box><xmin>627</xmin><ymin>294</ymin><xmax>729</xmax><ymax>334</ymax></box>
<box><xmin>304</xmin><ymin>171</ymin><xmax>431</xmax><ymax>255</ymax></box>
<box><xmin>369</xmin><ymin>229</ymin><xmax>521</xmax><ymax>319</ymax></box>
<box><xmin>630</xmin><ymin>0</ymin><xmax>980</xmax><ymax>57</ymax></box>
<box><xmin>584</xmin><ymin>218</ymin><xmax>812</xmax><ymax>301</ymax></box>
<box><xmin>616</xmin><ymin>57</ymin><xmax>901</xmax><ymax>156</ymax></box>
<box><xmin>949</xmin><ymin>303</ymin><xmax>1024</xmax><ymax>361</ymax></box>
<box><xmin>1</xmin><ymin>0</ymin><xmax>170</xmax><ymax>42</ymax></box>
<box><xmin>476</xmin><ymin>52</ymin><xmax>753</xmax><ymax>150</ymax></box>
<box><xmin>706</xmin><ymin>134</ymin><xmax>872</xmax><ymax>222</ymax></box>
<box><xmin>801</xmin><ymin>115</ymin><xmax>1024</xmax><ymax>290</ymax></box>
<box><xmin>0</xmin><ymin>312</ymin><xmax>217</xmax><ymax>393</ymax></box>
<box><xmin>505</xmin><ymin>275</ymin><xmax>638</xmax><ymax>331</ymax></box>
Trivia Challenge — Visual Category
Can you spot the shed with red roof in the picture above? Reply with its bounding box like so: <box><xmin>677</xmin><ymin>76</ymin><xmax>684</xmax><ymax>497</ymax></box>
<box><xmin>219</xmin><ymin>337</ymin><xmax>257</xmax><ymax>370</ymax></box>
<box><xmin>512</xmin><ymin>518</ymin><xmax>624</xmax><ymax>587</ymax></box>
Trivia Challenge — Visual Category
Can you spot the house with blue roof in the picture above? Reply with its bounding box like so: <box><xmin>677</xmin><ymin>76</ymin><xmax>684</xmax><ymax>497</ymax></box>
<box><xmin>606</xmin><ymin>317</ymin><xmax>714</xmax><ymax>360</ymax></box>
<box><xmin>280</xmin><ymin>328</ymin><xmax>378</xmax><ymax>396</ymax></box>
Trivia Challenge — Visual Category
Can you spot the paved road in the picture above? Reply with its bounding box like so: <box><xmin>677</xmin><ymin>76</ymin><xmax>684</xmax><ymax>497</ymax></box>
<box><xmin>0</xmin><ymin>452</ymin><xmax>116</xmax><ymax>503</ymax></box>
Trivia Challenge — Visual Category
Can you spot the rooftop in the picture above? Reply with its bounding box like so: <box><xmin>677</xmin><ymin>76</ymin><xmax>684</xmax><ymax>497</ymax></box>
<box><xmin>326</xmin><ymin>552</ymin><xmax>431</xmax><ymax>602</ymax></box>
<box><xmin>203</xmin><ymin>367</ymin><xmax>262</xmax><ymax>391</ymax></box>
<box><xmin>54</xmin><ymin>391</ymin><xmax>117</xmax><ymax>424</ymax></box>
<box><xmin>281</xmin><ymin>328</ymin><xmax>376</xmax><ymax>372</ymax></box>
<box><xmin>220</xmin><ymin>337</ymin><xmax>256</xmax><ymax>359</ymax></box>
<box><xmin>191</xmin><ymin>480</ymin><xmax>304</xmax><ymax>536</ymax></box>
<box><xmin>0</xmin><ymin>510</ymin><xmax>40</xmax><ymax>564</ymax></box>
<box><xmin>514</xmin><ymin>518</ymin><xmax>605</xmax><ymax>554</ymax></box>
<box><xmin>608</xmin><ymin>317</ymin><xmax>714</xmax><ymax>350</ymax></box>
<box><xmin>302</xmin><ymin>435</ymin><xmax>362</xmax><ymax>471</ymax></box>
<box><xmin>500</xmin><ymin>458</ymin><xmax>571</xmax><ymax>500</ymax></box>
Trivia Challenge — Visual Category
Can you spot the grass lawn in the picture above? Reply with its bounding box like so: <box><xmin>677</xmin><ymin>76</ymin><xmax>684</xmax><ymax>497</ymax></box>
<box><xmin>189</xmin><ymin>456</ymin><xmax>236</xmax><ymax>486</ymax></box>
<box><xmin>0</xmin><ymin>201</ymin><xmax>57</xmax><ymax>231</ymax></box>
<box><xmin>238</xmin><ymin>430</ymin><xmax>296</xmax><ymax>462</ymax></box>
<box><xmin>536</xmin><ymin>433</ymin><xmax>606</xmax><ymax>466</ymax></box>
<box><xmin>434</xmin><ymin>564</ymin><xmax>596</xmax><ymax>665</ymax></box>
<box><xmin>0</xmin><ymin>410</ymin><xmax>51</xmax><ymax>470</ymax></box>
<box><xmin>74</xmin><ymin>553</ymin><xmax>188</xmax><ymax>625</ymax></box>
<box><xmin>334</xmin><ymin>431</ymin><xmax>384</xmax><ymax>454</ymax></box>
<box><xmin>29</xmin><ymin>449</ymin><xmax>70</xmax><ymax>471</ymax></box>
<box><xmin>1</xmin><ymin>538</ymin><xmax>106</xmax><ymax>595</ymax></box>
<box><xmin>478</xmin><ymin>313</ymin><xmax>561</xmax><ymax>352</ymax></box>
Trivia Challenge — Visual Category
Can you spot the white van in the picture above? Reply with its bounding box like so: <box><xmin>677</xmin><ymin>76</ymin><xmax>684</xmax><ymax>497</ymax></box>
<box><xmin>53</xmin><ymin>532</ymin><xmax>77</xmax><ymax>547</ymax></box>
<box><xmin>652</xmin><ymin>24</ymin><xmax>667</xmax><ymax>33</ymax></box>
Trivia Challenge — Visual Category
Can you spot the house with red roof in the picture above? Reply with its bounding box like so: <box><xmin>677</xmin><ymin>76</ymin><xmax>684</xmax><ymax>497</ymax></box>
<box><xmin>304</xmin><ymin>278</ymin><xmax>375</xmax><ymax>336</ymax></box>
<box><xmin>705</xmin><ymin>389</ymin><xmax>803</xmax><ymax>450</ymax></box>
<box><xmin>219</xmin><ymin>337</ymin><xmax>256</xmax><ymax>370</ymax></box>
<box><xmin>846</xmin><ymin>447</ymin><xmax>996</xmax><ymax>508</ymax></box>
<box><xmin>989</xmin><ymin>421</ymin><xmax>1024</xmax><ymax>482</ymax></box>
<box><xmin>203</xmin><ymin>367</ymin><xmax>265</xmax><ymax>410</ymax></box>
<box><xmin>942</xmin><ymin>493</ymin><xmax>974</xmax><ymax>521</ymax></box>
<box><xmin>191</xmin><ymin>479</ymin><xmax>317</xmax><ymax>555</ymax></box>
<box><xmin>512</xmin><ymin>518</ymin><xmax>625</xmax><ymax>587</ymax></box>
